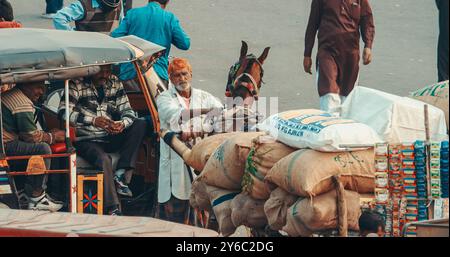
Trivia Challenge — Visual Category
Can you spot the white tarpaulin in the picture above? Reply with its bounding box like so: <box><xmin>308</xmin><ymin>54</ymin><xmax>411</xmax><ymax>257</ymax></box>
<box><xmin>341</xmin><ymin>86</ymin><xmax>448</xmax><ymax>143</ymax></box>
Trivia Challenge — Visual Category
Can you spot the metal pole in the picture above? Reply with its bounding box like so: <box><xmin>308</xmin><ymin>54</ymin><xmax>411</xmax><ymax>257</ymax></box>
<box><xmin>0</xmin><ymin>88</ymin><xmax>5</xmax><ymax>159</ymax></box>
<box><xmin>64</xmin><ymin>80</ymin><xmax>74</xmax><ymax>152</ymax></box>
<box><xmin>424</xmin><ymin>104</ymin><xmax>434</xmax><ymax>219</ymax></box>
<box><xmin>63</xmin><ymin>79</ymin><xmax>77</xmax><ymax>213</ymax></box>
<box><xmin>424</xmin><ymin>104</ymin><xmax>430</xmax><ymax>142</ymax></box>
<box><xmin>133</xmin><ymin>62</ymin><xmax>160</xmax><ymax>136</ymax></box>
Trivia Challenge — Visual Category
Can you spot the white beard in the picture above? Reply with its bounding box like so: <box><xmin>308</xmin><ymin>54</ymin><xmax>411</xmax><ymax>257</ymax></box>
<box><xmin>175</xmin><ymin>83</ymin><xmax>190</xmax><ymax>93</ymax></box>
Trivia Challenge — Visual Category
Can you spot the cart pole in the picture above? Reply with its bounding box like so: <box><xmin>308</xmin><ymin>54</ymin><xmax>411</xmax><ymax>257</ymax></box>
<box><xmin>64</xmin><ymin>80</ymin><xmax>74</xmax><ymax>152</ymax></box>
<box><xmin>424</xmin><ymin>104</ymin><xmax>434</xmax><ymax>219</ymax></box>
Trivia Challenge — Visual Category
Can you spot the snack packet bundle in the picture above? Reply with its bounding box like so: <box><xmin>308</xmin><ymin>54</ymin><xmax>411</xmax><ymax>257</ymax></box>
<box><xmin>391</xmin><ymin>198</ymin><xmax>403</xmax><ymax>237</ymax></box>
<box><xmin>415</xmin><ymin>141</ymin><xmax>428</xmax><ymax>221</ymax></box>
<box><xmin>401</xmin><ymin>143</ymin><xmax>418</xmax><ymax>236</ymax></box>
<box><xmin>441</xmin><ymin>141</ymin><xmax>449</xmax><ymax>198</ymax></box>
<box><xmin>389</xmin><ymin>145</ymin><xmax>403</xmax><ymax>199</ymax></box>
<box><xmin>404</xmin><ymin>200</ymin><xmax>418</xmax><ymax>237</ymax></box>
<box><xmin>389</xmin><ymin>144</ymin><xmax>406</xmax><ymax>237</ymax></box>
<box><xmin>375</xmin><ymin>143</ymin><xmax>389</xmax><ymax>205</ymax></box>
<box><xmin>374</xmin><ymin>143</ymin><xmax>391</xmax><ymax>237</ymax></box>
<box><xmin>430</xmin><ymin>142</ymin><xmax>442</xmax><ymax>199</ymax></box>
<box><xmin>402</xmin><ymin>143</ymin><xmax>417</xmax><ymax>200</ymax></box>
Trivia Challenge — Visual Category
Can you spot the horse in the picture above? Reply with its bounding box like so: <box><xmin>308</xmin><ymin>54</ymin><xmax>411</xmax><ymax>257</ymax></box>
<box><xmin>225</xmin><ymin>41</ymin><xmax>270</xmax><ymax>106</ymax></box>
<box><xmin>210</xmin><ymin>41</ymin><xmax>271</xmax><ymax>133</ymax></box>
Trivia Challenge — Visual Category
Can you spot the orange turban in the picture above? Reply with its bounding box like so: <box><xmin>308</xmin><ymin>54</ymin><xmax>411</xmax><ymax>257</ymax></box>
<box><xmin>168</xmin><ymin>58</ymin><xmax>192</xmax><ymax>75</ymax></box>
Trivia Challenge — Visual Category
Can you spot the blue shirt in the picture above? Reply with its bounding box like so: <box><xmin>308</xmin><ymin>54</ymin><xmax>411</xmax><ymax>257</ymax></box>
<box><xmin>53</xmin><ymin>0</ymin><xmax>123</xmax><ymax>31</ymax></box>
<box><xmin>111</xmin><ymin>2</ymin><xmax>190</xmax><ymax>81</ymax></box>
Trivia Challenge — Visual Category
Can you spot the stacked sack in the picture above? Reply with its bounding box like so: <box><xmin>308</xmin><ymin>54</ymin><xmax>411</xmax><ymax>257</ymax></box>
<box><xmin>190</xmin><ymin>109</ymin><xmax>380</xmax><ymax>236</ymax></box>
<box><xmin>242</xmin><ymin>135</ymin><xmax>296</xmax><ymax>200</ymax></box>
<box><xmin>227</xmin><ymin>134</ymin><xmax>297</xmax><ymax>232</ymax></box>
<box><xmin>197</xmin><ymin>132</ymin><xmax>265</xmax><ymax>190</ymax></box>
<box><xmin>230</xmin><ymin>193</ymin><xmax>267</xmax><ymax>230</ymax></box>
<box><xmin>410</xmin><ymin>80</ymin><xmax>449</xmax><ymax>130</ymax></box>
<box><xmin>258</xmin><ymin>109</ymin><xmax>379</xmax><ymax>236</ymax></box>
<box><xmin>163</xmin><ymin>131</ymin><xmax>241</xmax><ymax>172</ymax></box>
<box><xmin>190</xmin><ymin>179</ymin><xmax>240</xmax><ymax>236</ymax></box>
<box><xmin>193</xmin><ymin>132</ymin><xmax>265</xmax><ymax>235</ymax></box>
<box><xmin>264</xmin><ymin>149</ymin><xmax>375</xmax><ymax>236</ymax></box>
<box><xmin>193</xmin><ymin>134</ymin><xmax>297</xmax><ymax>233</ymax></box>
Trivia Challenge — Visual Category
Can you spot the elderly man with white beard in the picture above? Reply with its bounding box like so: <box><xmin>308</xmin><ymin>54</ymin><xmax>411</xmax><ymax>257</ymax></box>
<box><xmin>156</xmin><ymin>58</ymin><xmax>223</xmax><ymax>224</ymax></box>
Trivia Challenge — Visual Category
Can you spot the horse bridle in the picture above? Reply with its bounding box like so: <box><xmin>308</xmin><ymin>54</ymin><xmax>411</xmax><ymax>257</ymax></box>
<box><xmin>225</xmin><ymin>55</ymin><xmax>264</xmax><ymax>100</ymax></box>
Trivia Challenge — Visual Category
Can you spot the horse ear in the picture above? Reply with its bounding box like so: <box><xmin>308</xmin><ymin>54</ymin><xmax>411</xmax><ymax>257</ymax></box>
<box><xmin>240</xmin><ymin>41</ymin><xmax>248</xmax><ymax>60</ymax></box>
<box><xmin>258</xmin><ymin>47</ymin><xmax>270</xmax><ymax>64</ymax></box>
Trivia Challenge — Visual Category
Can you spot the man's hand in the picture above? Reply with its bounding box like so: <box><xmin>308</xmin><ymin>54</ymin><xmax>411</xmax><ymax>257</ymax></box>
<box><xmin>109</xmin><ymin>121</ymin><xmax>125</xmax><ymax>135</ymax></box>
<box><xmin>52</xmin><ymin>130</ymin><xmax>66</xmax><ymax>143</ymax></box>
<box><xmin>93</xmin><ymin>116</ymin><xmax>113</xmax><ymax>131</ymax></box>
<box><xmin>363</xmin><ymin>48</ymin><xmax>372</xmax><ymax>65</ymax></box>
<box><xmin>303</xmin><ymin>57</ymin><xmax>313</xmax><ymax>74</ymax></box>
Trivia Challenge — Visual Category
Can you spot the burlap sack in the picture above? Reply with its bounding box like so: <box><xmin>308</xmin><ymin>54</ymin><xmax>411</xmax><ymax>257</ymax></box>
<box><xmin>242</xmin><ymin>171</ymin><xmax>271</xmax><ymax>200</ymax></box>
<box><xmin>230</xmin><ymin>193</ymin><xmax>268</xmax><ymax>229</ymax></box>
<box><xmin>264</xmin><ymin>188</ymin><xmax>298</xmax><ymax>230</ymax></box>
<box><xmin>282</xmin><ymin>190</ymin><xmax>361</xmax><ymax>237</ymax></box>
<box><xmin>251</xmin><ymin>135</ymin><xmax>297</xmax><ymax>176</ymax></box>
<box><xmin>208</xmin><ymin>185</ymin><xmax>240</xmax><ymax>237</ymax></box>
<box><xmin>188</xmin><ymin>132</ymin><xmax>240</xmax><ymax>171</ymax></box>
<box><xmin>411</xmin><ymin>80</ymin><xmax>449</xmax><ymax>129</ymax></box>
<box><xmin>198</xmin><ymin>132</ymin><xmax>265</xmax><ymax>190</ymax></box>
<box><xmin>189</xmin><ymin>179</ymin><xmax>211</xmax><ymax>211</ymax></box>
<box><xmin>242</xmin><ymin>135</ymin><xmax>296</xmax><ymax>200</ymax></box>
<box><xmin>266</xmin><ymin>149</ymin><xmax>375</xmax><ymax>197</ymax></box>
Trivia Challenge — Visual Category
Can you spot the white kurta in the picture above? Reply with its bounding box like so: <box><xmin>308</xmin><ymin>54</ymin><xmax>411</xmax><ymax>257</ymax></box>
<box><xmin>156</xmin><ymin>85</ymin><xmax>223</xmax><ymax>203</ymax></box>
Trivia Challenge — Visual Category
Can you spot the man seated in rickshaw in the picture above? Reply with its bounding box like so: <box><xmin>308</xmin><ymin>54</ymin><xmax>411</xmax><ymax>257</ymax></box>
<box><xmin>58</xmin><ymin>65</ymin><xmax>148</xmax><ymax>215</ymax></box>
<box><xmin>1</xmin><ymin>81</ymin><xmax>65</xmax><ymax>211</ymax></box>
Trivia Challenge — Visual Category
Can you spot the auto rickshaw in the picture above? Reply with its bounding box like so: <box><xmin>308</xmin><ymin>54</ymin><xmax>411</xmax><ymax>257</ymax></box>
<box><xmin>0</xmin><ymin>28</ymin><xmax>166</xmax><ymax>215</ymax></box>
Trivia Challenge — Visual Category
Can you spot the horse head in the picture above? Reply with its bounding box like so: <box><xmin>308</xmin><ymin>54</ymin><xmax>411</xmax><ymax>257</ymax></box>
<box><xmin>225</xmin><ymin>41</ymin><xmax>270</xmax><ymax>106</ymax></box>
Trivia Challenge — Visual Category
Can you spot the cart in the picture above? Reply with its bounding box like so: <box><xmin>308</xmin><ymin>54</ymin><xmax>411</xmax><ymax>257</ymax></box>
<box><xmin>0</xmin><ymin>28</ymin><xmax>165</xmax><ymax>215</ymax></box>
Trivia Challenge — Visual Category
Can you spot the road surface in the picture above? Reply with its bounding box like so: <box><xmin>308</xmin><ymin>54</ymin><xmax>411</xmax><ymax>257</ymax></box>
<box><xmin>9</xmin><ymin>0</ymin><xmax>441</xmax><ymax>112</ymax></box>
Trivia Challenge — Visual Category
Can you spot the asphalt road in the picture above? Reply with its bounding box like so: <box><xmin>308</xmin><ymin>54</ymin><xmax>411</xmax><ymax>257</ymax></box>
<box><xmin>9</xmin><ymin>0</ymin><xmax>441</xmax><ymax>112</ymax></box>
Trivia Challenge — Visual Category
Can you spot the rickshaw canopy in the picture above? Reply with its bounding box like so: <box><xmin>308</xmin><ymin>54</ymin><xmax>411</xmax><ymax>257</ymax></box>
<box><xmin>0</xmin><ymin>28</ymin><xmax>165</xmax><ymax>84</ymax></box>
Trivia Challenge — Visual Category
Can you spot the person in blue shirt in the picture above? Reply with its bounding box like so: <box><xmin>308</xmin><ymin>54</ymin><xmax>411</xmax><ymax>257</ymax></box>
<box><xmin>53</xmin><ymin>0</ymin><xmax>123</xmax><ymax>33</ymax></box>
<box><xmin>111</xmin><ymin>0</ymin><xmax>190</xmax><ymax>85</ymax></box>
